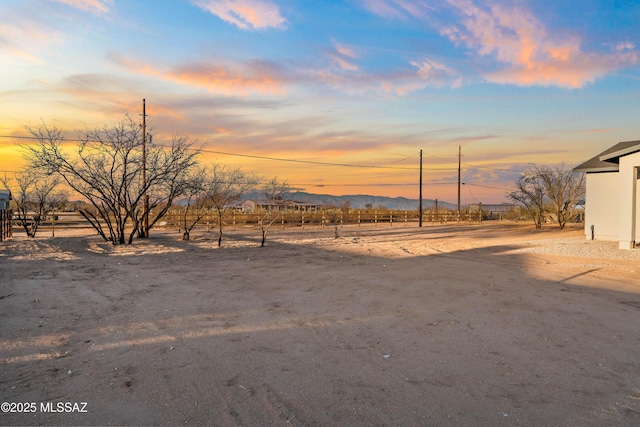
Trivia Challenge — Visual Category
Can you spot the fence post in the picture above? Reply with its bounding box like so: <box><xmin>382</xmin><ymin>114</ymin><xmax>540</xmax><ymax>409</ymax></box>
<box><xmin>358</xmin><ymin>210</ymin><xmax>361</xmax><ymax>227</ymax></box>
<box><xmin>435</xmin><ymin>199</ymin><xmax>438</xmax><ymax>223</ymax></box>
<box><xmin>1</xmin><ymin>210</ymin><xmax>11</xmax><ymax>241</ymax></box>
<box><xmin>374</xmin><ymin>211</ymin><xmax>378</xmax><ymax>225</ymax></box>
<box><xmin>390</xmin><ymin>211</ymin><xmax>393</xmax><ymax>226</ymax></box>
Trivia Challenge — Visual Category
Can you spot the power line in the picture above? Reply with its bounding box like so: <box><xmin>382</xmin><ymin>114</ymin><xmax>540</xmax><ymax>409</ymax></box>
<box><xmin>1</xmin><ymin>133</ymin><xmax>522</xmax><ymax>175</ymax></box>
<box><xmin>196</xmin><ymin>147</ymin><xmax>457</xmax><ymax>171</ymax></box>
<box><xmin>389</xmin><ymin>152</ymin><xmax>420</xmax><ymax>164</ymax></box>
<box><xmin>462</xmin><ymin>182</ymin><xmax>514</xmax><ymax>191</ymax></box>
<box><xmin>0</xmin><ymin>134</ymin><xmax>89</xmax><ymax>143</ymax></box>
<box><xmin>197</xmin><ymin>147</ymin><xmax>423</xmax><ymax>170</ymax></box>
<box><xmin>1</xmin><ymin>134</ymin><xmax>429</xmax><ymax>171</ymax></box>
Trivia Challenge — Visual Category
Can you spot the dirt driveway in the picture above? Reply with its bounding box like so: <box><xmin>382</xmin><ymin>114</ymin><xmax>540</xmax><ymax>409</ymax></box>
<box><xmin>1</xmin><ymin>223</ymin><xmax>640</xmax><ymax>426</ymax></box>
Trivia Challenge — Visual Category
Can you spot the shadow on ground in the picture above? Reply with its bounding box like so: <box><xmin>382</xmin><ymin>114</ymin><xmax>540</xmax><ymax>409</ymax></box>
<box><xmin>1</xmin><ymin>224</ymin><xmax>639</xmax><ymax>426</ymax></box>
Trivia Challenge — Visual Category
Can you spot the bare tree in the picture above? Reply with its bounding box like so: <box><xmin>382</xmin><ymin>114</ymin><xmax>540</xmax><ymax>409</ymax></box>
<box><xmin>24</xmin><ymin>117</ymin><xmax>200</xmax><ymax>245</ymax></box>
<box><xmin>509</xmin><ymin>164</ymin><xmax>586</xmax><ymax>230</ymax></box>
<box><xmin>179</xmin><ymin>166</ymin><xmax>208</xmax><ymax>241</ymax></box>
<box><xmin>259</xmin><ymin>177</ymin><xmax>290</xmax><ymax>247</ymax></box>
<box><xmin>140</xmin><ymin>134</ymin><xmax>202</xmax><ymax>237</ymax></box>
<box><xmin>204</xmin><ymin>164</ymin><xmax>257</xmax><ymax>247</ymax></box>
<box><xmin>2</xmin><ymin>171</ymin><xmax>66</xmax><ymax>237</ymax></box>
<box><xmin>508</xmin><ymin>165</ymin><xmax>547</xmax><ymax>229</ymax></box>
<box><xmin>534</xmin><ymin>164</ymin><xmax>585</xmax><ymax>230</ymax></box>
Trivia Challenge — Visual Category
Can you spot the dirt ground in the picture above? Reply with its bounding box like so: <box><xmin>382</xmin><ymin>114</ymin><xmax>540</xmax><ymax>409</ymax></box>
<box><xmin>1</xmin><ymin>222</ymin><xmax>640</xmax><ymax>426</ymax></box>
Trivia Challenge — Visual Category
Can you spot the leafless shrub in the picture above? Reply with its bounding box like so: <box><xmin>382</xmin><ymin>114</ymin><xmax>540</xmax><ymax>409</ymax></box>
<box><xmin>2</xmin><ymin>171</ymin><xmax>67</xmax><ymax>237</ymax></box>
<box><xmin>24</xmin><ymin>117</ymin><xmax>200</xmax><ymax>244</ymax></box>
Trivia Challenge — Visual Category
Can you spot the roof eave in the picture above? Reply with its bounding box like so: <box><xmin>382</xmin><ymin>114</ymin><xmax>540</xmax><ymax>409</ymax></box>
<box><xmin>599</xmin><ymin>142</ymin><xmax>640</xmax><ymax>162</ymax></box>
<box><xmin>573</xmin><ymin>166</ymin><xmax>619</xmax><ymax>173</ymax></box>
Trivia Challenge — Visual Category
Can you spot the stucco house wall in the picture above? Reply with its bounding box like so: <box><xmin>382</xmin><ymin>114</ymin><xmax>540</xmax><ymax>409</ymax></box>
<box><xmin>617</xmin><ymin>151</ymin><xmax>640</xmax><ymax>248</ymax></box>
<box><xmin>574</xmin><ymin>140</ymin><xmax>640</xmax><ymax>249</ymax></box>
<box><xmin>584</xmin><ymin>172</ymin><xmax>619</xmax><ymax>241</ymax></box>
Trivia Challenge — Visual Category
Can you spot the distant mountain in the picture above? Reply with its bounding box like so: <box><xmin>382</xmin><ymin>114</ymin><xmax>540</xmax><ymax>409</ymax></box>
<box><xmin>241</xmin><ymin>190</ymin><xmax>456</xmax><ymax>211</ymax></box>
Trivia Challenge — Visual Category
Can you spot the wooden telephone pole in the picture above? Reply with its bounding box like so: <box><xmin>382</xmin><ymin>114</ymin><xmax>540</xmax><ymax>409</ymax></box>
<box><xmin>457</xmin><ymin>145</ymin><xmax>461</xmax><ymax>221</ymax></box>
<box><xmin>142</xmin><ymin>99</ymin><xmax>149</xmax><ymax>238</ymax></box>
<box><xmin>419</xmin><ymin>149</ymin><xmax>423</xmax><ymax>228</ymax></box>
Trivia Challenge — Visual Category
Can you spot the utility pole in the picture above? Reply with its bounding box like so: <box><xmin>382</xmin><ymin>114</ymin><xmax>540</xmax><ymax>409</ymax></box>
<box><xmin>142</xmin><ymin>99</ymin><xmax>149</xmax><ymax>238</ymax></box>
<box><xmin>457</xmin><ymin>145</ymin><xmax>461</xmax><ymax>221</ymax></box>
<box><xmin>419</xmin><ymin>149</ymin><xmax>423</xmax><ymax>228</ymax></box>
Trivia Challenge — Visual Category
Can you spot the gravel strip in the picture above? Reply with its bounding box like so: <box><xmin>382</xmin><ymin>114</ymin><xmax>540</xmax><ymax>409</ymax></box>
<box><xmin>516</xmin><ymin>236</ymin><xmax>640</xmax><ymax>261</ymax></box>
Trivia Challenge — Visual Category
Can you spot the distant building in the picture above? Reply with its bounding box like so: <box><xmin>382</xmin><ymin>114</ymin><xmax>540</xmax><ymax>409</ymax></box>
<box><xmin>239</xmin><ymin>199</ymin><xmax>323</xmax><ymax>213</ymax></box>
<box><xmin>468</xmin><ymin>203</ymin><xmax>518</xmax><ymax>218</ymax></box>
<box><xmin>574</xmin><ymin>140</ymin><xmax>640</xmax><ymax>249</ymax></box>
<box><xmin>0</xmin><ymin>189</ymin><xmax>11</xmax><ymax>210</ymax></box>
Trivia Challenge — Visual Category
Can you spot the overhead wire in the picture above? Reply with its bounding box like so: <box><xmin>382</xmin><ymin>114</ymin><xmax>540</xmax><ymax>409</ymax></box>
<box><xmin>0</xmin><ymin>133</ymin><xmax>518</xmax><ymax>190</ymax></box>
<box><xmin>1</xmin><ymin>134</ymin><xmax>460</xmax><ymax>171</ymax></box>
<box><xmin>462</xmin><ymin>182</ymin><xmax>513</xmax><ymax>191</ymax></box>
<box><xmin>197</xmin><ymin>147</ymin><xmax>421</xmax><ymax>170</ymax></box>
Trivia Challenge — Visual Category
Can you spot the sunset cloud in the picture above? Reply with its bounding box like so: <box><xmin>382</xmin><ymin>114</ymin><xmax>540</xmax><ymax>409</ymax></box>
<box><xmin>109</xmin><ymin>41</ymin><xmax>464</xmax><ymax>99</ymax></box>
<box><xmin>109</xmin><ymin>53</ymin><xmax>285</xmax><ymax>95</ymax></box>
<box><xmin>310</xmin><ymin>66</ymin><xmax>456</xmax><ymax>96</ymax></box>
<box><xmin>0</xmin><ymin>8</ymin><xmax>60</xmax><ymax>63</ymax></box>
<box><xmin>361</xmin><ymin>0</ymin><xmax>638</xmax><ymax>89</ymax></box>
<box><xmin>326</xmin><ymin>41</ymin><xmax>359</xmax><ymax>72</ymax></box>
<box><xmin>51</xmin><ymin>0</ymin><xmax>112</xmax><ymax>15</ymax></box>
<box><xmin>1</xmin><ymin>1</ymin><xmax>111</xmax><ymax>63</ymax></box>
<box><xmin>170</xmin><ymin>60</ymin><xmax>284</xmax><ymax>94</ymax></box>
<box><xmin>442</xmin><ymin>0</ymin><xmax>638</xmax><ymax>88</ymax></box>
<box><xmin>411</xmin><ymin>59</ymin><xmax>462</xmax><ymax>88</ymax></box>
<box><xmin>192</xmin><ymin>0</ymin><xmax>286</xmax><ymax>30</ymax></box>
<box><xmin>616</xmin><ymin>41</ymin><xmax>635</xmax><ymax>52</ymax></box>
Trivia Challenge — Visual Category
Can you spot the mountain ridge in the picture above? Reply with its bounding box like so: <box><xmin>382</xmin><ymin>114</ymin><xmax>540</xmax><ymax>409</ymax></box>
<box><xmin>241</xmin><ymin>190</ymin><xmax>457</xmax><ymax>210</ymax></box>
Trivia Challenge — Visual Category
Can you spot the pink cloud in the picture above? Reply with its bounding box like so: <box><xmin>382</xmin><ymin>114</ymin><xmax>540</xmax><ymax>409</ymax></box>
<box><xmin>326</xmin><ymin>41</ymin><xmax>359</xmax><ymax>72</ymax></box>
<box><xmin>442</xmin><ymin>0</ymin><xmax>638</xmax><ymax>88</ymax></box>
<box><xmin>192</xmin><ymin>0</ymin><xmax>286</xmax><ymax>30</ymax></box>
<box><xmin>334</xmin><ymin>41</ymin><xmax>357</xmax><ymax>59</ymax></box>
<box><xmin>1</xmin><ymin>1</ymin><xmax>111</xmax><ymax>62</ymax></box>
<box><xmin>52</xmin><ymin>0</ymin><xmax>112</xmax><ymax>15</ymax></box>
<box><xmin>317</xmin><ymin>40</ymin><xmax>462</xmax><ymax>94</ymax></box>
<box><xmin>310</xmin><ymin>66</ymin><xmax>451</xmax><ymax>96</ymax></box>
<box><xmin>411</xmin><ymin>59</ymin><xmax>462</xmax><ymax>88</ymax></box>
<box><xmin>328</xmin><ymin>54</ymin><xmax>359</xmax><ymax>72</ymax></box>
<box><xmin>0</xmin><ymin>9</ymin><xmax>61</xmax><ymax>63</ymax></box>
<box><xmin>110</xmin><ymin>53</ymin><xmax>285</xmax><ymax>95</ymax></box>
<box><xmin>616</xmin><ymin>41</ymin><xmax>635</xmax><ymax>51</ymax></box>
<box><xmin>170</xmin><ymin>61</ymin><xmax>284</xmax><ymax>94</ymax></box>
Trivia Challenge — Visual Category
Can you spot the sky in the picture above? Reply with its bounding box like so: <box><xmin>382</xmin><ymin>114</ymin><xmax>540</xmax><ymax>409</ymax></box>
<box><xmin>1</xmin><ymin>0</ymin><xmax>639</xmax><ymax>204</ymax></box>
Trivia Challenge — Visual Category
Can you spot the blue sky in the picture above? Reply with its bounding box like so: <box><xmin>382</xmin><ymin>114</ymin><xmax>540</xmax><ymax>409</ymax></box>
<box><xmin>1</xmin><ymin>0</ymin><xmax>639</xmax><ymax>203</ymax></box>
